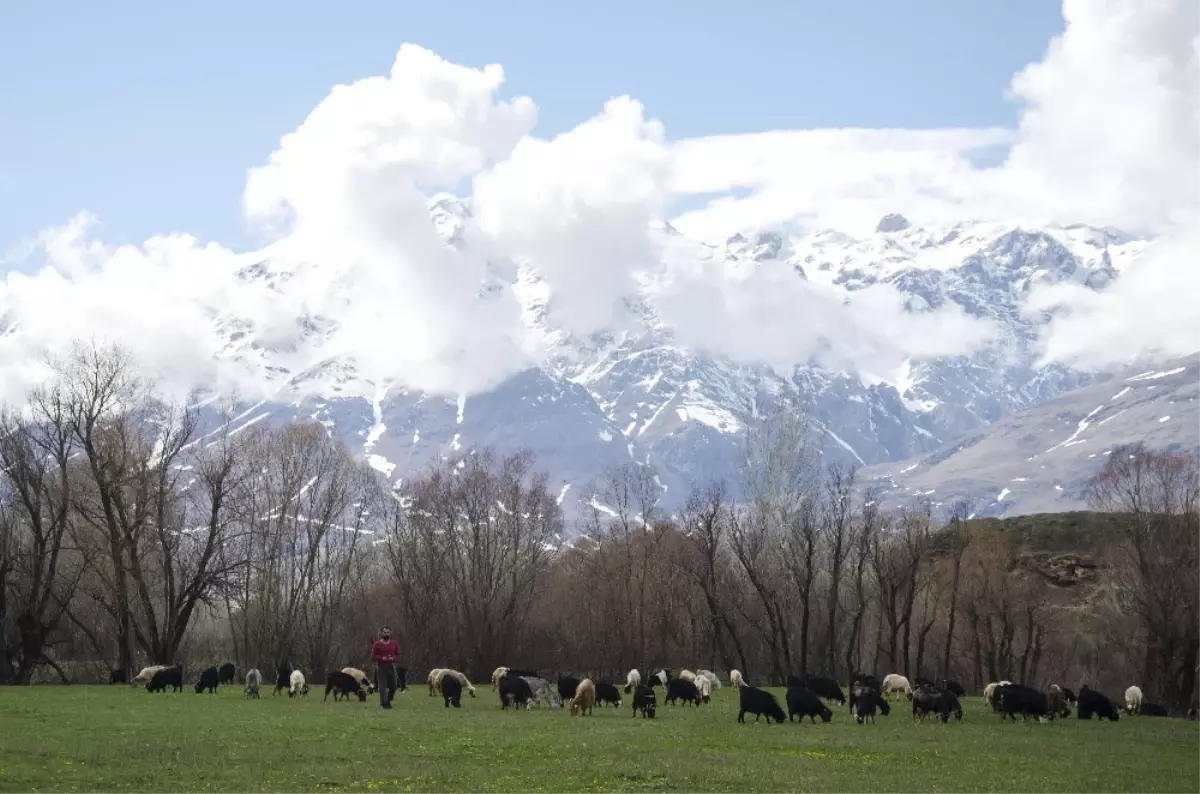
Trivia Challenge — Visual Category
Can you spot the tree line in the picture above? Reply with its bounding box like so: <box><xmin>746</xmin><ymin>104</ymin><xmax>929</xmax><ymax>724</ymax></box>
<box><xmin>1</xmin><ymin>343</ymin><xmax>1196</xmax><ymax>712</ymax></box>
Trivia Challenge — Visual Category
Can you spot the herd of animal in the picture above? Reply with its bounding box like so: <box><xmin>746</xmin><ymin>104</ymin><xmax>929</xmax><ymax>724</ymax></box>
<box><xmin>110</xmin><ymin>663</ymin><xmax>1199</xmax><ymax>725</ymax></box>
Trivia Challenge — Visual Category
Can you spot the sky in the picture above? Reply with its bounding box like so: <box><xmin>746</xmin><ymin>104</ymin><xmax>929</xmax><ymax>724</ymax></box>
<box><xmin>0</xmin><ymin>0</ymin><xmax>1197</xmax><ymax>403</ymax></box>
<box><xmin>0</xmin><ymin>0</ymin><xmax>1065</xmax><ymax>251</ymax></box>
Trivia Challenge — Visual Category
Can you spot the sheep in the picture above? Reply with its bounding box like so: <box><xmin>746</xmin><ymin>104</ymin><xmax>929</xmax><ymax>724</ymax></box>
<box><xmin>491</xmin><ymin>667</ymin><xmax>509</xmax><ymax>690</ymax></box>
<box><xmin>342</xmin><ymin>667</ymin><xmax>376</xmax><ymax>694</ymax></box>
<box><xmin>570</xmin><ymin>678</ymin><xmax>596</xmax><ymax>716</ymax></box>
<box><xmin>882</xmin><ymin>673</ymin><xmax>913</xmax><ymax>701</ymax></box>
<box><xmin>1124</xmin><ymin>685</ymin><xmax>1143</xmax><ymax>715</ymax></box>
<box><xmin>441</xmin><ymin>674</ymin><xmax>464</xmax><ymax>708</ymax></box>
<box><xmin>244</xmin><ymin>667</ymin><xmax>262</xmax><ymax>698</ymax></box>
<box><xmin>696</xmin><ymin>669</ymin><xmax>722</xmax><ymax>689</ymax></box>
<box><xmin>595</xmin><ymin>681</ymin><xmax>622</xmax><ymax>707</ymax></box>
<box><xmin>194</xmin><ymin>666</ymin><xmax>220</xmax><ymax>694</ymax></box>
<box><xmin>433</xmin><ymin>669</ymin><xmax>477</xmax><ymax>698</ymax></box>
<box><xmin>499</xmin><ymin>675</ymin><xmax>533</xmax><ymax>709</ymax></box>
<box><xmin>729</xmin><ymin>669</ymin><xmax>745</xmax><ymax>689</ymax></box>
<box><xmin>678</xmin><ymin>669</ymin><xmax>697</xmax><ymax>683</ymax></box>
<box><xmin>694</xmin><ymin>674</ymin><xmax>712</xmax><ymax>704</ymax></box>
<box><xmin>632</xmin><ymin>684</ymin><xmax>657</xmax><ymax>718</ymax></box>
<box><xmin>217</xmin><ymin>662</ymin><xmax>236</xmax><ymax>686</ymax></box>
<box><xmin>288</xmin><ymin>669</ymin><xmax>309</xmax><ymax>698</ymax></box>
<box><xmin>146</xmin><ymin>665</ymin><xmax>183</xmax><ymax>693</ymax></box>
<box><xmin>623</xmin><ymin>668</ymin><xmax>641</xmax><ymax>694</ymax></box>
<box><xmin>131</xmin><ymin>665</ymin><xmax>167</xmax><ymax>687</ymax></box>
<box><xmin>737</xmin><ymin>685</ymin><xmax>786</xmax><ymax>723</ymax></box>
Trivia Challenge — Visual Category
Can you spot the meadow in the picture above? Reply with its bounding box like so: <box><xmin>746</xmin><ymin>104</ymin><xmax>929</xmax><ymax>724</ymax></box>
<box><xmin>0</xmin><ymin>683</ymin><xmax>1196</xmax><ymax>793</ymax></box>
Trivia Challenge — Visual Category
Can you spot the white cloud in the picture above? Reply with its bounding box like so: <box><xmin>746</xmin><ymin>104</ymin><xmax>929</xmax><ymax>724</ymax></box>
<box><xmin>2</xmin><ymin>2</ymin><xmax>1197</xmax><ymax>406</ymax></box>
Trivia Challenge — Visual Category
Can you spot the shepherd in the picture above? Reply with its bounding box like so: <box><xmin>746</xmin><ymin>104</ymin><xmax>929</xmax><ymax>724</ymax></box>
<box><xmin>371</xmin><ymin>626</ymin><xmax>400</xmax><ymax>710</ymax></box>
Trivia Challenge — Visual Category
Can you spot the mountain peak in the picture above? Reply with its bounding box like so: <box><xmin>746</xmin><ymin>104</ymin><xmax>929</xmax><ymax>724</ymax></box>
<box><xmin>875</xmin><ymin>213</ymin><xmax>912</xmax><ymax>233</ymax></box>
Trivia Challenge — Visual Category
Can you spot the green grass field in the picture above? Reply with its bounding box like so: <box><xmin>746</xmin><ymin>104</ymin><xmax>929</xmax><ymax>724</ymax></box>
<box><xmin>1</xmin><ymin>684</ymin><xmax>1196</xmax><ymax>793</ymax></box>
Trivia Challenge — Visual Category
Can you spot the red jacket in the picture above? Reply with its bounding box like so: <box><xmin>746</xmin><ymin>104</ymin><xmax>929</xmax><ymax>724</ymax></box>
<box><xmin>371</xmin><ymin>638</ymin><xmax>399</xmax><ymax>668</ymax></box>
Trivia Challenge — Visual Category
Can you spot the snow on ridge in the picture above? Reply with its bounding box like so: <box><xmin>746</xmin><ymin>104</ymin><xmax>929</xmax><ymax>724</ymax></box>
<box><xmin>1127</xmin><ymin>367</ymin><xmax>1186</xmax><ymax>382</ymax></box>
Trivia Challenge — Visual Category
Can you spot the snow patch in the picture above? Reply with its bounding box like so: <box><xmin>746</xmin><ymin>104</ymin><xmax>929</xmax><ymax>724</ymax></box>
<box><xmin>996</xmin><ymin>488</ymin><xmax>1011</xmax><ymax>502</ymax></box>
<box><xmin>597</xmin><ymin>430</ymin><xmax>613</xmax><ymax>442</ymax></box>
<box><xmin>556</xmin><ymin>483</ymin><xmax>572</xmax><ymax>506</ymax></box>
<box><xmin>1110</xmin><ymin>386</ymin><xmax>1131</xmax><ymax>401</ymax></box>
<box><xmin>456</xmin><ymin>393</ymin><xmax>466</xmax><ymax>424</ymax></box>
<box><xmin>1045</xmin><ymin>406</ymin><xmax>1104</xmax><ymax>454</ymax></box>
<box><xmin>1126</xmin><ymin>367</ymin><xmax>1186</xmax><ymax>382</ymax></box>
<box><xmin>367</xmin><ymin>454</ymin><xmax>396</xmax><ymax>478</ymax></box>
<box><xmin>1159</xmin><ymin>415</ymin><xmax>1171</xmax><ymax>423</ymax></box>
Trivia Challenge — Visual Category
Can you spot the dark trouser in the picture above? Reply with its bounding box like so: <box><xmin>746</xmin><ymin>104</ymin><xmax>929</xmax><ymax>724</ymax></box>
<box><xmin>376</xmin><ymin>666</ymin><xmax>398</xmax><ymax>707</ymax></box>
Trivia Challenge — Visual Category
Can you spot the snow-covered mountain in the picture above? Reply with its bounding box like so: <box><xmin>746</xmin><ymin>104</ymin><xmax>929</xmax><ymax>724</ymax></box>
<box><xmin>6</xmin><ymin>196</ymin><xmax>1177</xmax><ymax>520</ymax></box>
<box><xmin>861</xmin><ymin>353</ymin><xmax>1200</xmax><ymax>518</ymax></box>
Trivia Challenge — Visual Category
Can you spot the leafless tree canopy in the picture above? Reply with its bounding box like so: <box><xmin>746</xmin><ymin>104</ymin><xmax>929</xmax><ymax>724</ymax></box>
<box><xmin>2</xmin><ymin>343</ymin><xmax>1197</xmax><ymax>712</ymax></box>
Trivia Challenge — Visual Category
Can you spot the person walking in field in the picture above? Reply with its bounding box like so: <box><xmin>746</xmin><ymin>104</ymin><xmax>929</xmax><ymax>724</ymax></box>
<box><xmin>371</xmin><ymin>626</ymin><xmax>400</xmax><ymax>709</ymax></box>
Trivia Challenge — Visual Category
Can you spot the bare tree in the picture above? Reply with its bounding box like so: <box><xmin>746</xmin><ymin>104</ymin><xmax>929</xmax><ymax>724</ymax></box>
<box><xmin>822</xmin><ymin>464</ymin><xmax>856</xmax><ymax>676</ymax></box>
<box><xmin>0</xmin><ymin>385</ymin><xmax>89</xmax><ymax>683</ymax></box>
<box><xmin>1087</xmin><ymin>444</ymin><xmax>1199</xmax><ymax>711</ymax></box>
<box><xmin>732</xmin><ymin>397</ymin><xmax>818</xmax><ymax>679</ymax></box>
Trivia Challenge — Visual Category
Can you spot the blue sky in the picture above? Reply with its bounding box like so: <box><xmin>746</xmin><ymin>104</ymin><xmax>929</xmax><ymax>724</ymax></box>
<box><xmin>0</xmin><ymin>0</ymin><xmax>1064</xmax><ymax>254</ymax></box>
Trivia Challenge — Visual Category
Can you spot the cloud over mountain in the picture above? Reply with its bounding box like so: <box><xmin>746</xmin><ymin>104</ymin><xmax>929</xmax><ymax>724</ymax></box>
<box><xmin>1</xmin><ymin>1</ymin><xmax>1196</xmax><ymax>406</ymax></box>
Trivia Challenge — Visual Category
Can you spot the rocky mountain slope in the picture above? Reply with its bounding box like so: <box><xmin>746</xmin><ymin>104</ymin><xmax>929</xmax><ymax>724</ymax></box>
<box><xmin>863</xmin><ymin>354</ymin><xmax>1200</xmax><ymax>517</ymax></box>
<box><xmin>7</xmin><ymin>196</ymin><xmax>1182</xmax><ymax>521</ymax></box>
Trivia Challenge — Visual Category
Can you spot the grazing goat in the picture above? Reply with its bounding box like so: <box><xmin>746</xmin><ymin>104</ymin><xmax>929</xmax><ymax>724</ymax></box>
<box><xmin>557</xmin><ymin>674</ymin><xmax>581</xmax><ymax>703</ymax></box>
<box><xmin>570</xmin><ymin>678</ymin><xmax>596</xmax><ymax>716</ymax></box>
<box><xmin>109</xmin><ymin>668</ymin><xmax>128</xmax><ymax>685</ymax></box>
<box><xmin>729</xmin><ymin>669</ymin><xmax>745</xmax><ymax>689</ymax></box>
<box><xmin>696</xmin><ymin>669</ymin><xmax>721</xmax><ymax>689</ymax></box>
<box><xmin>632</xmin><ymin>684</ymin><xmax>657</xmax><ymax>718</ymax></box>
<box><xmin>147</xmin><ymin>665</ymin><xmax>183</xmax><ymax>693</ymax></box>
<box><xmin>521</xmin><ymin>676</ymin><xmax>562</xmax><ymax>708</ymax></box>
<box><xmin>1138</xmin><ymin>702</ymin><xmax>1168</xmax><ymax>717</ymax></box>
<box><xmin>737</xmin><ymin>685</ymin><xmax>786</xmax><ymax>724</ymax></box>
<box><xmin>342</xmin><ymin>667</ymin><xmax>376</xmax><ymax>694</ymax></box>
<box><xmin>786</xmin><ymin>686</ymin><xmax>833</xmax><ymax>724</ymax></box>
<box><xmin>441</xmin><ymin>674</ymin><xmax>463</xmax><ymax>708</ymax></box>
<box><xmin>194</xmin><ymin>666</ymin><xmax>220</xmax><ymax>694</ymax></box>
<box><xmin>132</xmin><ymin>665</ymin><xmax>167</xmax><ymax>687</ymax></box>
<box><xmin>1124</xmin><ymin>685</ymin><xmax>1143</xmax><ymax>715</ymax></box>
<box><xmin>217</xmin><ymin>662</ymin><xmax>236</xmax><ymax>686</ymax></box>
<box><xmin>623</xmin><ymin>668</ymin><xmax>641</xmax><ymax>694</ymax></box>
<box><xmin>1077</xmin><ymin>686</ymin><xmax>1120</xmax><ymax>721</ymax></box>
<box><xmin>274</xmin><ymin>662</ymin><xmax>293</xmax><ymax>696</ymax></box>
<box><xmin>882</xmin><ymin>673</ymin><xmax>913</xmax><ymax>700</ymax></box>
<box><xmin>1047</xmin><ymin>684</ymin><xmax>1071</xmax><ymax>718</ymax></box>
<box><xmin>244</xmin><ymin>667</ymin><xmax>262</xmax><ymax>698</ymax></box>
<box><xmin>942</xmin><ymin>679</ymin><xmax>965</xmax><ymax>697</ymax></box>
<box><xmin>801</xmin><ymin>674</ymin><xmax>846</xmax><ymax>705</ymax></box>
<box><xmin>499</xmin><ymin>675</ymin><xmax>533</xmax><ymax>710</ymax></box>
<box><xmin>694</xmin><ymin>674</ymin><xmax>712</xmax><ymax>703</ymax></box>
<box><xmin>595</xmin><ymin>681</ymin><xmax>622</xmax><ymax>707</ymax></box>
<box><xmin>433</xmin><ymin>669</ymin><xmax>476</xmax><ymax>698</ymax></box>
<box><xmin>288</xmin><ymin>669</ymin><xmax>309</xmax><ymax>698</ymax></box>
<box><xmin>665</xmin><ymin>678</ymin><xmax>701</xmax><ymax>706</ymax></box>
<box><xmin>491</xmin><ymin>667</ymin><xmax>509</xmax><ymax>690</ymax></box>
<box><xmin>851</xmin><ymin>684</ymin><xmax>879</xmax><ymax>724</ymax></box>
<box><xmin>678</xmin><ymin>670</ymin><xmax>697</xmax><ymax>683</ymax></box>
<box><xmin>325</xmin><ymin>671</ymin><xmax>367</xmax><ymax>702</ymax></box>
